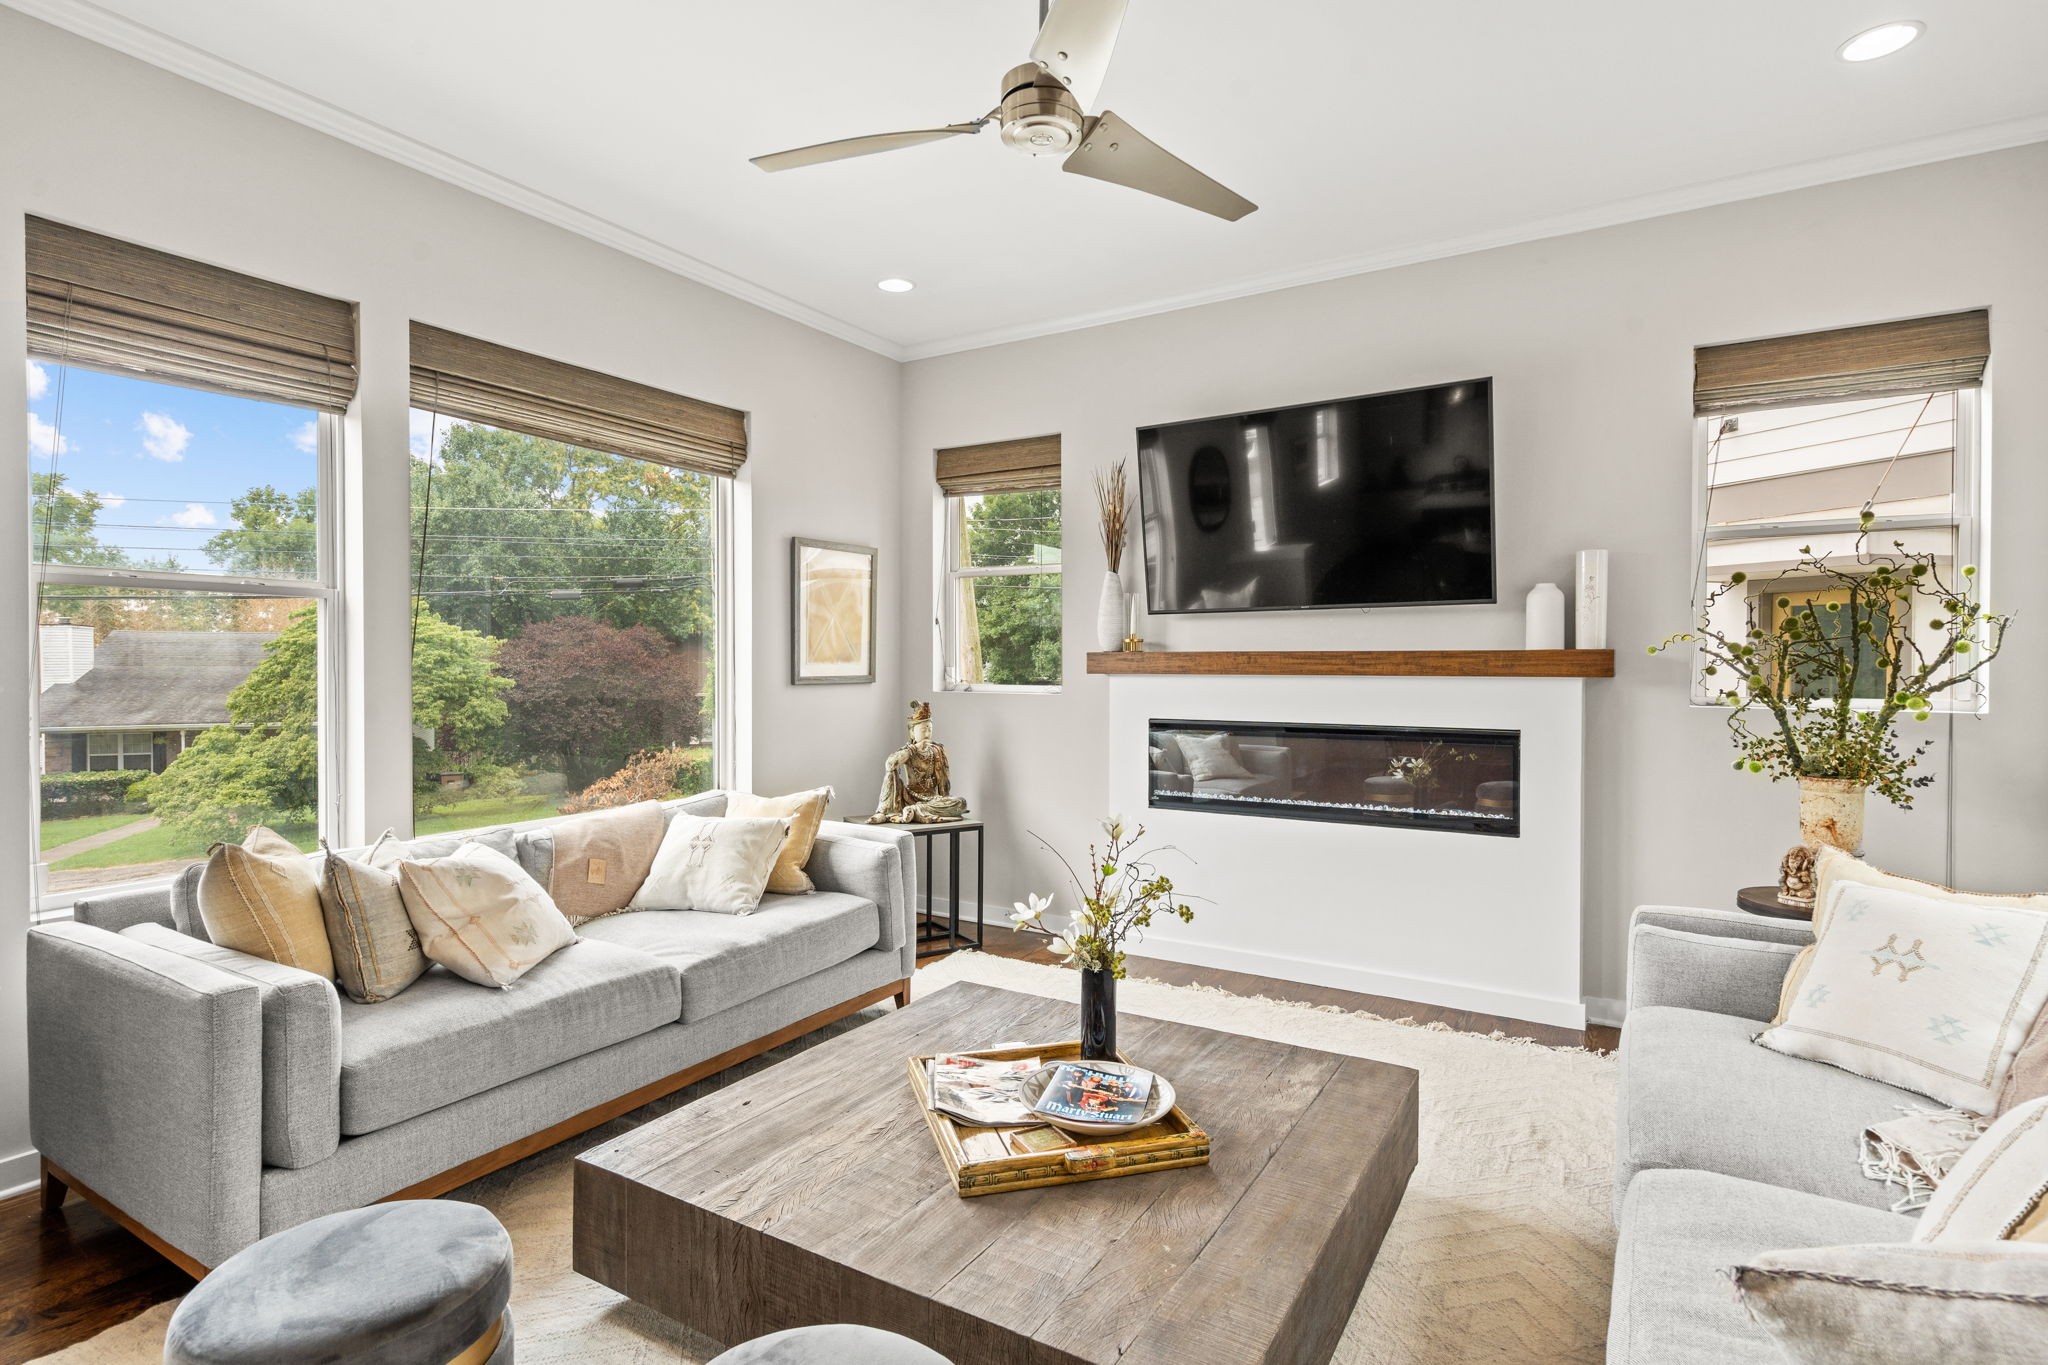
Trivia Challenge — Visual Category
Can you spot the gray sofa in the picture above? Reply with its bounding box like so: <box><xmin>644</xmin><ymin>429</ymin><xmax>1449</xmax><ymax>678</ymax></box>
<box><xmin>28</xmin><ymin>792</ymin><xmax>916</xmax><ymax>1274</ymax></box>
<box><xmin>1606</xmin><ymin>903</ymin><xmax>2045</xmax><ymax>1362</ymax></box>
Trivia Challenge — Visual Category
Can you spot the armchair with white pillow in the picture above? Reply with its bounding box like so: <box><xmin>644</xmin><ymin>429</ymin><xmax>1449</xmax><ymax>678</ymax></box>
<box><xmin>1609</xmin><ymin>853</ymin><xmax>2048</xmax><ymax>1365</ymax></box>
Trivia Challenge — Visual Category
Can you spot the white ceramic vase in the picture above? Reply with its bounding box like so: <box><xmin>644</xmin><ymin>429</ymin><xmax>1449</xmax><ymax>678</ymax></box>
<box><xmin>1097</xmin><ymin>571</ymin><xmax>1128</xmax><ymax>652</ymax></box>
<box><xmin>1524</xmin><ymin>582</ymin><xmax>1566</xmax><ymax>649</ymax></box>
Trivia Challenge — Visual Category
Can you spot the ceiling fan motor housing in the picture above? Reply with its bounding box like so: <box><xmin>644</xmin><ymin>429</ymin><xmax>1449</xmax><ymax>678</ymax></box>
<box><xmin>999</xmin><ymin>61</ymin><xmax>1084</xmax><ymax>155</ymax></box>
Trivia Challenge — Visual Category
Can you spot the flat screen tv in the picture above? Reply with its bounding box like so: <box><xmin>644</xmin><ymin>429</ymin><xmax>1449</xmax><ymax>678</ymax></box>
<box><xmin>1136</xmin><ymin>378</ymin><xmax>1495</xmax><ymax>614</ymax></box>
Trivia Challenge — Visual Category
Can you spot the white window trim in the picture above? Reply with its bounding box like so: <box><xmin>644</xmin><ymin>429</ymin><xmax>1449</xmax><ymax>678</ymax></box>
<box><xmin>1687</xmin><ymin>385</ymin><xmax>1986</xmax><ymax>713</ymax></box>
<box><xmin>937</xmin><ymin>489</ymin><xmax>1063</xmax><ymax>694</ymax></box>
<box><xmin>30</xmin><ymin>408</ymin><xmax>344</xmax><ymax>916</ymax></box>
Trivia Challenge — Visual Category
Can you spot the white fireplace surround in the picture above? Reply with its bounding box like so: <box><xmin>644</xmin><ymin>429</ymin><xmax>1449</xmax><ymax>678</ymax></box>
<box><xmin>1107</xmin><ymin>673</ymin><xmax>1587</xmax><ymax>1028</ymax></box>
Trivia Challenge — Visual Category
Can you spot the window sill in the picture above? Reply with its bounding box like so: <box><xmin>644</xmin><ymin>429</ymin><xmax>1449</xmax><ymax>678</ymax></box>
<box><xmin>941</xmin><ymin>683</ymin><xmax>1063</xmax><ymax>695</ymax></box>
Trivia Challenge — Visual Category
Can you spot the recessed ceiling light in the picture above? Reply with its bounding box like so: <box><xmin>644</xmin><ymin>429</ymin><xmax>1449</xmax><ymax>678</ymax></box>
<box><xmin>876</xmin><ymin>277</ymin><xmax>916</xmax><ymax>293</ymax></box>
<box><xmin>1838</xmin><ymin>20</ymin><xmax>1923</xmax><ymax>62</ymax></box>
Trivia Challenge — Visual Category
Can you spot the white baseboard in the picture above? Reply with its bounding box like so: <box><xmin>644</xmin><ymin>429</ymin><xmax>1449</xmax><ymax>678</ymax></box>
<box><xmin>1130</xmin><ymin>935</ymin><xmax>1588</xmax><ymax>1031</ymax></box>
<box><xmin>1583</xmin><ymin>997</ymin><xmax>1628</xmax><ymax>1029</ymax></box>
<box><xmin>0</xmin><ymin>1145</ymin><xmax>39</xmax><ymax>1201</ymax></box>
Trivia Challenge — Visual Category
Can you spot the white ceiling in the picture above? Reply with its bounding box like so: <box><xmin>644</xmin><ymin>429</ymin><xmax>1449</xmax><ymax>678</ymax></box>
<box><xmin>15</xmin><ymin>1</ymin><xmax>2048</xmax><ymax>359</ymax></box>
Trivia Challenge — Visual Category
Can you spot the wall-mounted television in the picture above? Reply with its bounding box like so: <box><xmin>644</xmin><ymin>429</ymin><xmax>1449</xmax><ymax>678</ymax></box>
<box><xmin>1136</xmin><ymin>378</ymin><xmax>1495</xmax><ymax>614</ymax></box>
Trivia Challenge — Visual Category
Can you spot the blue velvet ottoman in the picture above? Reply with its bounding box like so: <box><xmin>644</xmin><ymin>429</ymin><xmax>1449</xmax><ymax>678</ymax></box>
<box><xmin>709</xmin><ymin>1325</ymin><xmax>952</xmax><ymax>1364</ymax></box>
<box><xmin>164</xmin><ymin>1201</ymin><xmax>513</xmax><ymax>1364</ymax></box>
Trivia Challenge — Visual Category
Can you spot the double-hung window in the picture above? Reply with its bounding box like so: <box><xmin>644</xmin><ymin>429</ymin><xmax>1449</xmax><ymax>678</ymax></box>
<box><xmin>25</xmin><ymin>217</ymin><xmax>356</xmax><ymax>910</ymax></box>
<box><xmin>406</xmin><ymin>324</ymin><xmax>742</xmax><ymax>833</ymax></box>
<box><xmin>936</xmin><ymin>435</ymin><xmax>1063</xmax><ymax>691</ymax></box>
<box><xmin>1691</xmin><ymin>310</ymin><xmax>1989</xmax><ymax>709</ymax></box>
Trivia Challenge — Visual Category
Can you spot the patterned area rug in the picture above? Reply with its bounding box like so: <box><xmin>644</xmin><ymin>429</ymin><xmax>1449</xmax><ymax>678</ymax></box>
<box><xmin>35</xmin><ymin>952</ymin><xmax>1617</xmax><ymax>1364</ymax></box>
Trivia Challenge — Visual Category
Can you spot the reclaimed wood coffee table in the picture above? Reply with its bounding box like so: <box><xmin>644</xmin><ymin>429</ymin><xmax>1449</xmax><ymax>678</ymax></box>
<box><xmin>574</xmin><ymin>982</ymin><xmax>1419</xmax><ymax>1364</ymax></box>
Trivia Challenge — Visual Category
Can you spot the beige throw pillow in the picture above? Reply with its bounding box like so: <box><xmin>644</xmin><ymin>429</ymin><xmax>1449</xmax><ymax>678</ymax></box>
<box><xmin>1179</xmin><ymin>732</ymin><xmax>1253</xmax><ymax>783</ymax></box>
<box><xmin>1773</xmin><ymin>851</ymin><xmax>2048</xmax><ymax>1026</ymax></box>
<box><xmin>197</xmin><ymin>826</ymin><xmax>334</xmax><ymax>980</ymax></box>
<box><xmin>725</xmin><ymin>787</ymin><xmax>832</xmax><ymax>895</ymax></box>
<box><xmin>317</xmin><ymin>834</ymin><xmax>428</xmax><ymax>1004</ymax></box>
<box><xmin>1757</xmin><ymin>882</ymin><xmax>2048</xmax><ymax>1113</ymax></box>
<box><xmin>1916</xmin><ymin>1096</ymin><xmax>2048</xmax><ymax>1245</ymax></box>
<box><xmin>1733</xmin><ymin>1241</ymin><xmax>2048</xmax><ymax>1362</ymax></box>
<box><xmin>543</xmin><ymin>801</ymin><xmax>667</xmax><ymax>924</ymax></box>
<box><xmin>629</xmin><ymin>813</ymin><xmax>788</xmax><ymax>915</ymax></box>
<box><xmin>396</xmin><ymin>842</ymin><xmax>577</xmax><ymax>988</ymax></box>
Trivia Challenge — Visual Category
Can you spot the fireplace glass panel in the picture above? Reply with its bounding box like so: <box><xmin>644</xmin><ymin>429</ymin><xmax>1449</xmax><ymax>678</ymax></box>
<box><xmin>1147</xmin><ymin>719</ymin><xmax>1520</xmax><ymax>836</ymax></box>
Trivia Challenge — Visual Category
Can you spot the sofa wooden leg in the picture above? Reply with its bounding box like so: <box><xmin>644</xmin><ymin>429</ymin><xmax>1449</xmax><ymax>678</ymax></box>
<box><xmin>40</xmin><ymin>1159</ymin><xmax>68</xmax><ymax>1212</ymax></box>
<box><xmin>893</xmin><ymin>980</ymin><xmax>912</xmax><ymax>1010</ymax></box>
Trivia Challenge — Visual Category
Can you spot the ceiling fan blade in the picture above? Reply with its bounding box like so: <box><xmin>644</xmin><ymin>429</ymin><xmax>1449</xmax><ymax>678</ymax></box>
<box><xmin>1029</xmin><ymin>0</ymin><xmax>1128</xmax><ymax>112</ymax></box>
<box><xmin>1062</xmin><ymin>112</ymin><xmax>1257</xmax><ymax>221</ymax></box>
<box><xmin>751</xmin><ymin>122</ymin><xmax>984</xmax><ymax>172</ymax></box>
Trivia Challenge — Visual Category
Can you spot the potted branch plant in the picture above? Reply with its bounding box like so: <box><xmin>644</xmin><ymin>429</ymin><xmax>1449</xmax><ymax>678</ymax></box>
<box><xmin>1652</xmin><ymin>527</ymin><xmax>2009</xmax><ymax>898</ymax></box>
<box><xmin>1095</xmin><ymin>461</ymin><xmax>1132</xmax><ymax>653</ymax></box>
<box><xmin>1010</xmin><ymin>818</ymin><xmax>1194</xmax><ymax>1059</ymax></box>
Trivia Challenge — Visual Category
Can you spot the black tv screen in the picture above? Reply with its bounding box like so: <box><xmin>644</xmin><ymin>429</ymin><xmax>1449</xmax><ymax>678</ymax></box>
<box><xmin>1136</xmin><ymin>378</ymin><xmax>1495</xmax><ymax>614</ymax></box>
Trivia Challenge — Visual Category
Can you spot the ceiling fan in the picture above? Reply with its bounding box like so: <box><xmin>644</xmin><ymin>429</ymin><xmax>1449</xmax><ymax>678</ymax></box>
<box><xmin>750</xmin><ymin>0</ymin><xmax>1256</xmax><ymax>221</ymax></box>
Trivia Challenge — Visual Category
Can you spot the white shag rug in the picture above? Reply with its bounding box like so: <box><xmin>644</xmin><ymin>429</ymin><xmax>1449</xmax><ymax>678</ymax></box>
<box><xmin>36</xmin><ymin>952</ymin><xmax>1617</xmax><ymax>1364</ymax></box>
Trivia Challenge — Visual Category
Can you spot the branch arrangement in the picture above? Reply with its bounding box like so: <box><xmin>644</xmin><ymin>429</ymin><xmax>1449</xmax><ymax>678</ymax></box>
<box><xmin>1010</xmin><ymin>817</ymin><xmax>1194</xmax><ymax>977</ymax></box>
<box><xmin>1651</xmin><ymin>528</ymin><xmax>2009</xmax><ymax>808</ymax></box>
<box><xmin>1095</xmin><ymin>461</ymin><xmax>1130</xmax><ymax>575</ymax></box>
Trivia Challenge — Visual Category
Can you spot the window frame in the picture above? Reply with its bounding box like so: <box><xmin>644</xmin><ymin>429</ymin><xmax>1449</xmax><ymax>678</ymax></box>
<box><xmin>938</xmin><ymin>489</ymin><xmax>1064</xmax><ymax>694</ymax></box>
<box><xmin>403</xmin><ymin>406</ymin><xmax>730</xmax><ymax>815</ymax></box>
<box><xmin>1687</xmin><ymin>384</ymin><xmax>1986</xmax><ymax>712</ymax></box>
<box><xmin>29</xmin><ymin>398</ymin><xmax>344</xmax><ymax>916</ymax></box>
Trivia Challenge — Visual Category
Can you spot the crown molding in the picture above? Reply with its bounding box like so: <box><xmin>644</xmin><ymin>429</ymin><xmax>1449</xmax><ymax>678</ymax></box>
<box><xmin>1</xmin><ymin>0</ymin><xmax>909</xmax><ymax>360</ymax></box>
<box><xmin>897</xmin><ymin>112</ymin><xmax>2048</xmax><ymax>361</ymax></box>
<box><xmin>11</xmin><ymin>0</ymin><xmax>2045</xmax><ymax>368</ymax></box>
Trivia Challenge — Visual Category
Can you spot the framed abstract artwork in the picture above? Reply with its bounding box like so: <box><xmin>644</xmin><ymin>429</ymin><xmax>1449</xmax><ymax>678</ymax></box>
<box><xmin>791</xmin><ymin>537</ymin><xmax>877</xmax><ymax>685</ymax></box>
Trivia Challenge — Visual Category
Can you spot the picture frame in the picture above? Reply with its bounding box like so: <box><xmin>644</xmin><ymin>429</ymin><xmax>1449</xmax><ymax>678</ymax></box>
<box><xmin>791</xmin><ymin>537</ymin><xmax>878</xmax><ymax>685</ymax></box>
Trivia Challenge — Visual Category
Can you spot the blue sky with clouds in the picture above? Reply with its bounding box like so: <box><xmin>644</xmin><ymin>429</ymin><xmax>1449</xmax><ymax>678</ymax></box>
<box><xmin>26</xmin><ymin>359</ymin><xmax>319</xmax><ymax>573</ymax></box>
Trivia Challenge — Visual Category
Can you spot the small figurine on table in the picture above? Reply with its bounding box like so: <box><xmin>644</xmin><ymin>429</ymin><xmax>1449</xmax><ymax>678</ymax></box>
<box><xmin>869</xmin><ymin>701</ymin><xmax>968</xmax><ymax>825</ymax></box>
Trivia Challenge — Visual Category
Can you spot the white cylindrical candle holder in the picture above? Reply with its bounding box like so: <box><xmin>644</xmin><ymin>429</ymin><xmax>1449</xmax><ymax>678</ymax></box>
<box><xmin>1525</xmin><ymin>582</ymin><xmax>1566</xmax><ymax>650</ymax></box>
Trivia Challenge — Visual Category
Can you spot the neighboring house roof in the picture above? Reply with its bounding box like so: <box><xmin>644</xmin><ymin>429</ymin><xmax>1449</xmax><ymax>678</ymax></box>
<box><xmin>39</xmin><ymin>630</ymin><xmax>277</xmax><ymax>730</ymax></box>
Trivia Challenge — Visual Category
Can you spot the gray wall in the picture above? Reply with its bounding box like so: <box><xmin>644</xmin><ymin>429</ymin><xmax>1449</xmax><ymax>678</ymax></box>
<box><xmin>899</xmin><ymin>142</ymin><xmax>2048</xmax><ymax>1020</ymax></box>
<box><xmin>0</xmin><ymin>10</ymin><xmax>903</xmax><ymax>1192</ymax></box>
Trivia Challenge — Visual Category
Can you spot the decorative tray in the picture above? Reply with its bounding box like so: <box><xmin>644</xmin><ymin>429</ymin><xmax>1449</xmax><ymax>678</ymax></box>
<box><xmin>906</xmin><ymin>1040</ymin><xmax>1210</xmax><ymax>1197</ymax></box>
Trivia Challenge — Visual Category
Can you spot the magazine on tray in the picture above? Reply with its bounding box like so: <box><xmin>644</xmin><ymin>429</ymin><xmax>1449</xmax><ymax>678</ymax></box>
<box><xmin>1030</xmin><ymin>1062</ymin><xmax>1154</xmax><ymax>1126</ymax></box>
<box><xmin>925</xmin><ymin>1053</ymin><xmax>1042</xmax><ymax>1127</ymax></box>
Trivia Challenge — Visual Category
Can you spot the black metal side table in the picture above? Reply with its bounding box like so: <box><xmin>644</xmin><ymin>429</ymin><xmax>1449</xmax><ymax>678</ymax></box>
<box><xmin>868</xmin><ymin>819</ymin><xmax>985</xmax><ymax>956</ymax></box>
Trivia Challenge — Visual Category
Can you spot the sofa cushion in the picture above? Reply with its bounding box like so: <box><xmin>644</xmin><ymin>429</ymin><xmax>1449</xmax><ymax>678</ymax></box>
<box><xmin>1618</xmin><ymin>1005</ymin><xmax>1929</xmax><ymax>1214</ymax></box>
<box><xmin>578</xmin><ymin>892</ymin><xmax>881</xmax><ymax>1023</ymax></box>
<box><xmin>336</xmin><ymin>939</ymin><xmax>680</xmax><ymax>1135</ymax></box>
<box><xmin>1609</xmin><ymin>1169</ymin><xmax>1914</xmax><ymax>1365</ymax></box>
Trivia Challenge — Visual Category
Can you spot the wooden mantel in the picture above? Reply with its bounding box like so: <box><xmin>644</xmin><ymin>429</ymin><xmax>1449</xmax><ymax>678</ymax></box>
<box><xmin>1085</xmin><ymin>649</ymin><xmax>1615</xmax><ymax>678</ymax></box>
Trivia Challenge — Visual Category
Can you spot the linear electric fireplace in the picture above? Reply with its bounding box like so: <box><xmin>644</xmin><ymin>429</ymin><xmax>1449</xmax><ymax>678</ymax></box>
<box><xmin>1147</xmin><ymin>718</ymin><xmax>1520</xmax><ymax>836</ymax></box>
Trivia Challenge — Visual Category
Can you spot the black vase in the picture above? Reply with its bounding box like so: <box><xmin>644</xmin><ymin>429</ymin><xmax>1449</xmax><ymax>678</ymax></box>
<box><xmin>1079</xmin><ymin>967</ymin><xmax>1117</xmax><ymax>1061</ymax></box>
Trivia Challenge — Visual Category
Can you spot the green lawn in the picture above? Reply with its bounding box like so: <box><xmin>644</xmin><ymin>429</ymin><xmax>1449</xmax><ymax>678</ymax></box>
<box><xmin>39</xmin><ymin>811</ymin><xmax>150</xmax><ymax>852</ymax></box>
<box><xmin>54</xmin><ymin>820</ymin><xmax>317</xmax><ymax>871</ymax></box>
<box><xmin>413</xmin><ymin>795</ymin><xmax>561</xmax><ymax>837</ymax></box>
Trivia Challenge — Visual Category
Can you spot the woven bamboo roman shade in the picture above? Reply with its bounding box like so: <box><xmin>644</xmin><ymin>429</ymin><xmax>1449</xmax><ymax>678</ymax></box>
<box><xmin>1694</xmin><ymin>310</ymin><xmax>1989</xmax><ymax>414</ymax></box>
<box><xmin>409</xmin><ymin>323</ymin><xmax>747</xmax><ymax>477</ymax></box>
<box><xmin>26</xmin><ymin>217</ymin><xmax>359</xmax><ymax>411</ymax></box>
<box><xmin>934</xmin><ymin>434</ymin><xmax>1062</xmax><ymax>495</ymax></box>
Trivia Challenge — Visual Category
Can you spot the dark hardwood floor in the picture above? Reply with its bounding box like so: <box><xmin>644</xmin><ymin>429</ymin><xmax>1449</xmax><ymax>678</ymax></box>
<box><xmin>0</xmin><ymin>922</ymin><xmax>1619</xmax><ymax>1362</ymax></box>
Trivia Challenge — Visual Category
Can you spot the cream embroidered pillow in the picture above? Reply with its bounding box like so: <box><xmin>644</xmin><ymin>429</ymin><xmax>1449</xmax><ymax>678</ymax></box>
<box><xmin>1775</xmin><ymin>855</ymin><xmax>2048</xmax><ymax>1025</ymax></box>
<box><xmin>1179</xmin><ymin>732</ymin><xmax>1253</xmax><ymax>783</ymax></box>
<box><xmin>1916</xmin><ymin>1095</ymin><xmax>2048</xmax><ymax>1244</ymax></box>
<box><xmin>396</xmin><ymin>842</ymin><xmax>576</xmax><ymax>988</ymax></box>
<box><xmin>725</xmin><ymin>787</ymin><xmax>833</xmax><ymax>895</ymax></box>
<box><xmin>1758</xmin><ymin>882</ymin><xmax>2048</xmax><ymax>1113</ymax></box>
<box><xmin>629</xmin><ymin>813</ymin><xmax>788</xmax><ymax>916</ymax></box>
<box><xmin>197</xmin><ymin>825</ymin><xmax>334</xmax><ymax>980</ymax></box>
